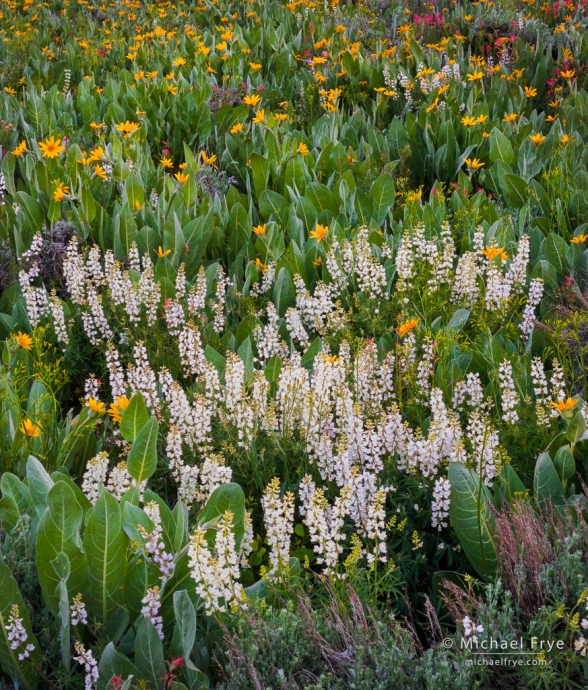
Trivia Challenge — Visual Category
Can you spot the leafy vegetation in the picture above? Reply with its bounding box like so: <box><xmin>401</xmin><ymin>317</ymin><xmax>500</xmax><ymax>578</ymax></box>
<box><xmin>2</xmin><ymin>0</ymin><xmax>588</xmax><ymax>686</ymax></box>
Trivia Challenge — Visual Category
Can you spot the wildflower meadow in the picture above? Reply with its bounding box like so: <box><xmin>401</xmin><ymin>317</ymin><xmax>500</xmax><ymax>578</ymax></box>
<box><xmin>2</xmin><ymin>0</ymin><xmax>588</xmax><ymax>686</ymax></box>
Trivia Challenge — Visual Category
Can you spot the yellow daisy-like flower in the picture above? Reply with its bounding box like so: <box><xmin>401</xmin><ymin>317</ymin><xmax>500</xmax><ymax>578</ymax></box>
<box><xmin>174</xmin><ymin>171</ymin><xmax>189</xmax><ymax>184</ymax></box>
<box><xmin>20</xmin><ymin>418</ymin><xmax>42</xmax><ymax>437</ymax></box>
<box><xmin>14</xmin><ymin>331</ymin><xmax>33</xmax><ymax>350</ymax></box>
<box><xmin>530</xmin><ymin>133</ymin><xmax>546</xmax><ymax>145</ymax></box>
<box><xmin>253</xmin><ymin>224</ymin><xmax>266</xmax><ymax>236</ymax></box>
<box><xmin>53</xmin><ymin>182</ymin><xmax>70</xmax><ymax>202</ymax></box>
<box><xmin>397</xmin><ymin>318</ymin><xmax>419</xmax><ymax>337</ymax></box>
<box><xmin>482</xmin><ymin>245</ymin><xmax>508</xmax><ymax>260</ymax></box>
<box><xmin>155</xmin><ymin>246</ymin><xmax>172</xmax><ymax>257</ymax></box>
<box><xmin>243</xmin><ymin>94</ymin><xmax>261</xmax><ymax>107</ymax></box>
<box><xmin>11</xmin><ymin>140</ymin><xmax>27</xmax><ymax>157</ymax></box>
<box><xmin>86</xmin><ymin>397</ymin><xmax>105</xmax><ymax>414</ymax></box>
<box><xmin>550</xmin><ymin>397</ymin><xmax>579</xmax><ymax>412</ymax></box>
<box><xmin>310</xmin><ymin>223</ymin><xmax>329</xmax><ymax>242</ymax></box>
<box><xmin>570</xmin><ymin>234</ymin><xmax>588</xmax><ymax>244</ymax></box>
<box><xmin>230</xmin><ymin>123</ymin><xmax>244</xmax><ymax>134</ymax></box>
<box><xmin>107</xmin><ymin>395</ymin><xmax>130</xmax><ymax>423</ymax></box>
<box><xmin>38</xmin><ymin>135</ymin><xmax>65</xmax><ymax>159</ymax></box>
<box><xmin>298</xmin><ymin>143</ymin><xmax>309</xmax><ymax>155</ymax></box>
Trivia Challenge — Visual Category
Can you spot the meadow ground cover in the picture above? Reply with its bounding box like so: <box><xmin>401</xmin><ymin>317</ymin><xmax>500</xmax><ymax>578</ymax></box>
<box><xmin>2</xmin><ymin>0</ymin><xmax>588</xmax><ymax>686</ymax></box>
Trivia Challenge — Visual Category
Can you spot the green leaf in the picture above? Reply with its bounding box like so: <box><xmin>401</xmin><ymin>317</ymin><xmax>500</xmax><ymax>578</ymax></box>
<box><xmin>305</xmin><ymin>182</ymin><xmax>339</xmax><ymax>216</ymax></box>
<box><xmin>553</xmin><ymin>445</ymin><xmax>576</xmax><ymax>481</ymax></box>
<box><xmin>503</xmin><ymin>174</ymin><xmax>530</xmax><ymax>208</ymax></box>
<box><xmin>172</xmin><ymin>591</ymin><xmax>197</xmax><ymax>667</ymax></box>
<box><xmin>120</xmin><ymin>392</ymin><xmax>149</xmax><ymax>442</ymax></box>
<box><xmin>370</xmin><ymin>174</ymin><xmax>395</xmax><ymax>225</ymax></box>
<box><xmin>197</xmin><ymin>483</ymin><xmax>246</xmax><ymax>550</ymax></box>
<box><xmin>135</xmin><ymin>617</ymin><xmax>166</xmax><ymax>688</ymax></box>
<box><xmin>567</xmin><ymin>411</ymin><xmax>586</xmax><ymax>445</ymax></box>
<box><xmin>272</xmin><ymin>266</ymin><xmax>294</xmax><ymax>316</ymax></box>
<box><xmin>0</xmin><ymin>557</ymin><xmax>41</xmax><ymax>690</ymax></box>
<box><xmin>52</xmin><ymin>553</ymin><xmax>71</xmax><ymax>669</ymax></box>
<box><xmin>36</xmin><ymin>482</ymin><xmax>87</xmax><ymax>616</ymax></box>
<box><xmin>542</xmin><ymin>234</ymin><xmax>568</xmax><ymax>274</ymax></box>
<box><xmin>448</xmin><ymin>463</ymin><xmax>497</xmax><ymax>580</ymax></box>
<box><xmin>98</xmin><ymin>643</ymin><xmax>140</xmax><ymax>690</ymax></box>
<box><xmin>26</xmin><ymin>455</ymin><xmax>54</xmax><ymax>517</ymax></box>
<box><xmin>533</xmin><ymin>452</ymin><xmax>565</xmax><ymax>508</ymax></box>
<box><xmin>127</xmin><ymin>417</ymin><xmax>158</xmax><ymax>485</ymax></box>
<box><xmin>447</xmin><ymin>308</ymin><xmax>470</xmax><ymax>332</ymax></box>
<box><xmin>83</xmin><ymin>491</ymin><xmax>128</xmax><ymax>624</ymax></box>
<box><xmin>125</xmin><ymin>171</ymin><xmax>145</xmax><ymax>212</ymax></box>
<box><xmin>354</xmin><ymin>188</ymin><xmax>374</xmax><ymax>225</ymax></box>
<box><xmin>489</xmin><ymin>128</ymin><xmax>516</xmax><ymax>165</ymax></box>
<box><xmin>173</xmin><ymin>500</ymin><xmax>189</xmax><ymax>552</ymax></box>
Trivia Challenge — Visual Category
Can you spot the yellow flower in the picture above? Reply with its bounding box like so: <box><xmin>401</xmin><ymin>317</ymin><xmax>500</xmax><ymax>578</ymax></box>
<box><xmin>298</xmin><ymin>143</ymin><xmax>309</xmax><ymax>155</ymax></box>
<box><xmin>503</xmin><ymin>113</ymin><xmax>518</xmax><ymax>123</ymax></box>
<box><xmin>11</xmin><ymin>140</ymin><xmax>27</xmax><ymax>157</ymax></box>
<box><xmin>524</xmin><ymin>86</ymin><xmax>538</xmax><ymax>97</ymax></box>
<box><xmin>461</xmin><ymin>115</ymin><xmax>477</xmax><ymax>127</ymax></box>
<box><xmin>467</xmin><ymin>70</ymin><xmax>484</xmax><ymax>81</ymax></box>
<box><xmin>87</xmin><ymin>397</ymin><xmax>105</xmax><ymax>414</ymax></box>
<box><xmin>53</xmin><ymin>182</ymin><xmax>70</xmax><ymax>202</ymax></box>
<box><xmin>4</xmin><ymin>86</ymin><xmax>16</xmax><ymax>95</ymax></box>
<box><xmin>161</xmin><ymin>156</ymin><xmax>174</xmax><ymax>169</ymax></box>
<box><xmin>313</xmin><ymin>256</ymin><xmax>322</xmax><ymax>266</ymax></box>
<box><xmin>253</xmin><ymin>224</ymin><xmax>267</xmax><ymax>236</ymax></box>
<box><xmin>397</xmin><ymin>318</ymin><xmax>419</xmax><ymax>337</ymax></box>
<box><xmin>38</xmin><ymin>135</ymin><xmax>65</xmax><ymax>159</ymax></box>
<box><xmin>20</xmin><ymin>418</ymin><xmax>42</xmax><ymax>437</ymax></box>
<box><xmin>254</xmin><ymin>257</ymin><xmax>268</xmax><ymax>272</ymax></box>
<box><xmin>571</xmin><ymin>234</ymin><xmax>588</xmax><ymax>244</ymax></box>
<box><xmin>252</xmin><ymin>109</ymin><xmax>266</xmax><ymax>124</ymax></box>
<box><xmin>482</xmin><ymin>245</ymin><xmax>508</xmax><ymax>260</ymax></box>
<box><xmin>115</xmin><ymin>121</ymin><xmax>140</xmax><ymax>137</ymax></box>
<box><xmin>94</xmin><ymin>165</ymin><xmax>109</xmax><ymax>180</ymax></box>
<box><xmin>107</xmin><ymin>395</ymin><xmax>130</xmax><ymax>423</ymax></box>
<box><xmin>561</xmin><ymin>133</ymin><xmax>570</xmax><ymax>144</ymax></box>
<box><xmin>530</xmin><ymin>132</ymin><xmax>546</xmax><ymax>145</ymax></box>
<box><xmin>550</xmin><ymin>397</ymin><xmax>579</xmax><ymax>412</ymax></box>
<box><xmin>89</xmin><ymin>122</ymin><xmax>104</xmax><ymax>130</ymax></box>
<box><xmin>174</xmin><ymin>171</ymin><xmax>189</xmax><ymax>184</ymax></box>
<box><xmin>230</xmin><ymin>122</ymin><xmax>244</xmax><ymax>134</ymax></box>
<box><xmin>310</xmin><ymin>223</ymin><xmax>329</xmax><ymax>242</ymax></box>
<box><xmin>173</xmin><ymin>57</ymin><xmax>187</xmax><ymax>67</ymax></box>
<box><xmin>249</xmin><ymin>62</ymin><xmax>262</xmax><ymax>71</ymax></box>
<box><xmin>200</xmin><ymin>151</ymin><xmax>218</xmax><ymax>167</ymax></box>
<box><xmin>463</xmin><ymin>157</ymin><xmax>484</xmax><ymax>172</ymax></box>
<box><xmin>155</xmin><ymin>246</ymin><xmax>172</xmax><ymax>257</ymax></box>
<box><xmin>14</xmin><ymin>331</ymin><xmax>33</xmax><ymax>350</ymax></box>
<box><xmin>243</xmin><ymin>94</ymin><xmax>261</xmax><ymax>107</ymax></box>
<box><xmin>560</xmin><ymin>69</ymin><xmax>575</xmax><ymax>79</ymax></box>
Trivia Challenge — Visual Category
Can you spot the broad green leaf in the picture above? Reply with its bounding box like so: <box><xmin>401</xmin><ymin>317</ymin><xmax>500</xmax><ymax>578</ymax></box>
<box><xmin>272</xmin><ymin>266</ymin><xmax>294</xmax><ymax>316</ymax></box>
<box><xmin>448</xmin><ymin>463</ymin><xmax>497</xmax><ymax>580</ymax></box>
<box><xmin>489</xmin><ymin>128</ymin><xmax>516</xmax><ymax>165</ymax></box>
<box><xmin>172</xmin><ymin>591</ymin><xmax>197</xmax><ymax>667</ymax></box>
<box><xmin>27</xmin><ymin>455</ymin><xmax>54</xmax><ymax>517</ymax></box>
<box><xmin>533</xmin><ymin>452</ymin><xmax>565</xmax><ymax>508</ymax></box>
<box><xmin>553</xmin><ymin>445</ymin><xmax>576</xmax><ymax>481</ymax></box>
<box><xmin>135</xmin><ymin>617</ymin><xmax>166</xmax><ymax>688</ymax></box>
<box><xmin>370</xmin><ymin>174</ymin><xmax>395</xmax><ymax>225</ymax></box>
<box><xmin>120</xmin><ymin>392</ymin><xmax>149</xmax><ymax>442</ymax></box>
<box><xmin>127</xmin><ymin>417</ymin><xmax>158</xmax><ymax>485</ymax></box>
<box><xmin>52</xmin><ymin>553</ymin><xmax>71</xmax><ymax>669</ymax></box>
<box><xmin>84</xmin><ymin>492</ymin><xmax>128</xmax><ymax>624</ymax></box>
<box><xmin>98</xmin><ymin>643</ymin><xmax>140</xmax><ymax>690</ymax></box>
<box><xmin>567</xmin><ymin>411</ymin><xmax>586</xmax><ymax>445</ymax></box>
<box><xmin>197</xmin><ymin>483</ymin><xmax>246</xmax><ymax>550</ymax></box>
<box><xmin>503</xmin><ymin>174</ymin><xmax>530</xmax><ymax>208</ymax></box>
<box><xmin>36</xmin><ymin>482</ymin><xmax>87</xmax><ymax>616</ymax></box>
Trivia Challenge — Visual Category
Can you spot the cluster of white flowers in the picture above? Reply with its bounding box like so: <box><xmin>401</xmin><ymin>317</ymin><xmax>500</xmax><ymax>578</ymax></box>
<box><xmin>141</xmin><ymin>501</ymin><xmax>175</xmax><ymax>582</ymax></box>
<box><xmin>188</xmin><ymin>510</ymin><xmax>245</xmax><ymax>614</ymax></box>
<box><xmin>262</xmin><ymin>478</ymin><xmax>295</xmax><ymax>572</ymax></box>
<box><xmin>498</xmin><ymin>359</ymin><xmax>519</xmax><ymax>424</ymax></box>
<box><xmin>141</xmin><ymin>586</ymin><xmax>164</xmax><ymax>639</ymax></box>
<box><xmin>70</xmin><ymin>593</ymin><xmax>88</xmax><ymax>626</ymax></box>
<box><xmin>74</xmin><ymin>642</ymin><xmax>99</xmax><ymax>690</ymax></box>
<box><xmin>431</xmin><ymin>477</ymin><xmax>451</xmax><ymax>531</ymax></box>
<box><xmin>6</xmin><ymin>605</ymin><xmax>35</xmax><ymax>661</ymax></box>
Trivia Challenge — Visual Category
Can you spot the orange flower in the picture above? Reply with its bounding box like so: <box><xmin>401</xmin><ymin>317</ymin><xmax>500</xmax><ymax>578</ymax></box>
<box><xmin>570</xmin><ymin>234</ymin><xmax>588</xmax><ymax>244</ymax></box>
<box><xmin>20</xmin><ymin>418</ymin><xmax>42</xmax><ymax>437</ymax></box>
<box><xmin>200</xmin><ymin>151</ymin><xmax>218</xmax><ymax>167</ymax></box>
<box><xmin>107</xmin><ymin>395</ymin><xmax>130</xmax><ymax>423</ymax></box>
<box><xmin>14</xmin><ymin>331</ymin><xmax>33</xmax><ymax>350</ymax></box>
<box><xmin>310</xmin><ymin>223</ymin><xmax>329</xmax><ymax>242</ymax></box>
<box><xmin>174</xmin><ymin>171</ymin><xmax>189</xmax><ymax>184</ymax></box>
<box><xmin>482</xmin><ymin>245</ymin><xmax>508</xmax><ymax>260</ymax></box>
<box><xmin>397</xmin><ymin>318</ymin><xmax>419</xmax><ymax>337</ymax></box>
<box><xmin>550</xmin><ymin>397</ymin><xmax>579</xmax><ymax>412</ymax></box>
<box><xmin>253</xmin><ymin>224</ymin><xmax>266</xmax><ymax>236</ymax></box>
<box><xmin>155</xmin><ymin>246</ymin><xmax>172</xmax><ymax>257</ymax></box>
<box><xmin>87</xmin><ymin>397</ymin><xmax>105</xmax><ymax>414</ymax></box>
<box><xmin>298</xmin><ymin>143</ymin><xmax>309</xmax><ymax>155</ymax></box>
<box><xmin>530</xmin><ymin>133</ymin><xmax>546</xmax><ymax>145</ymax></box>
